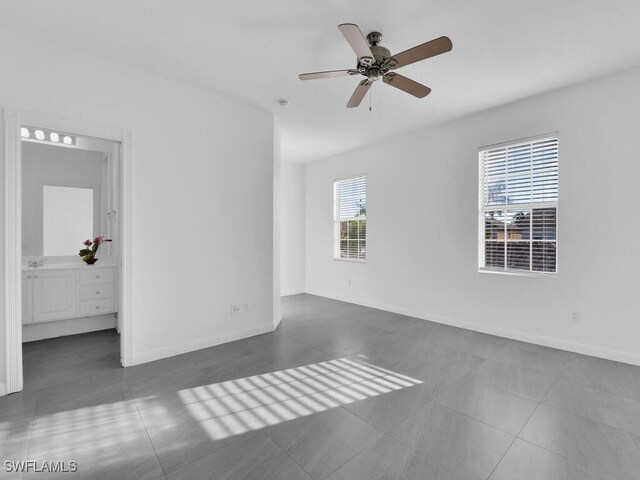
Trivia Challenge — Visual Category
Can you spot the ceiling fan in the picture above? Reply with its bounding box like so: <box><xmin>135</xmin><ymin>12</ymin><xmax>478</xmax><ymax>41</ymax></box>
<box><xmin>299</xmin><ymin>24</ymin><xmax>452</xmax><ymax>108</ymax></box>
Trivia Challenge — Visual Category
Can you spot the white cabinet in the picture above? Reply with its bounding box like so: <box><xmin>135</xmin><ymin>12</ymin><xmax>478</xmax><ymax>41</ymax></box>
<box><xmin>22</xmin><ymin>273</ymin><xmax>34</xmax><ymax>324</ymax></box>
<box><xmin>32</xmin><ymin>270</ymin><xmax>78</xmax><ymax>323</ymax></box>
<box><xmin>22</xmin><ymin>266</ymin><xmax>117</xmax><ymax>325</ymax></box>
<box><xmin>79</xmin><ymin>268</ymin><xmax>117</xmax><ymax>317</ymax></box>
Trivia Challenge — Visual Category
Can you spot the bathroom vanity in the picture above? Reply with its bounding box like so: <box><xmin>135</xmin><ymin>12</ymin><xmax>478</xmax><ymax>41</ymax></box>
<box><xmin>22</xmin><ymin>263</ymin><xmax>117</xmax><ymax>324</ymax></box>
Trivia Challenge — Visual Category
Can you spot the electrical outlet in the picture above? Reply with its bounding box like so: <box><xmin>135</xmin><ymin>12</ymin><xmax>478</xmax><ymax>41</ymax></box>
<box><xmin>243</xmin><ymin>303</ymin><xmax>249</xmax><ymax>313</ymax></box>
<box><xmin>570</xmin><ymin>311</ymin><xmax>580</xmax><ymax>324</ymax></box>
<box><xmin>231</xmin><ymin>305</ymin><xmax>241</xmax><ymax>316</ymax></box>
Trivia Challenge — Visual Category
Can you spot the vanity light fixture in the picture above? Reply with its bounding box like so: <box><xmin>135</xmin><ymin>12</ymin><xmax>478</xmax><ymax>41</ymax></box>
<box><xmin>21</xmin><ymin>126</ymin><xmax>76</xmax><ymax>146</ymax></box>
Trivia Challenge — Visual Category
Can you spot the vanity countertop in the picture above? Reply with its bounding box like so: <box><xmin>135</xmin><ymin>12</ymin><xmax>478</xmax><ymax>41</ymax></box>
<box><xmin>23</xmin><ymin>262</ymin><xmax>117</xmax><ymax>271</ymax></box>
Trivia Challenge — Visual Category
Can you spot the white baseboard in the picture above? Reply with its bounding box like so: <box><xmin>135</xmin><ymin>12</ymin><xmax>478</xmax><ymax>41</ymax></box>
<box><xmin>281</xmin><ymin>289</ymin><xmax>305</xmax><ymax>297</ymax></box>
<box><xmin>0</xmin><ymin>383</ymin><xmax>6</xmax><ymax>397</ymax></box>
<box><xmin>131</xmin><ymin>323</ymin><xmax>275</xmax><ymax>365</ymax></box>
<box><xmin>305</xmin><ymin>288</ymin><xmax>640</xmax><ymax>367</ymax></box>
<box><xmin>273</xmin><ymin>312</ymin><xmax>283</xmax><ymax>330</ymax></box>
<box><xmin>23</xmin><ymin>314</ymin><xmax>116</xmax><ymax>342</ymax></box>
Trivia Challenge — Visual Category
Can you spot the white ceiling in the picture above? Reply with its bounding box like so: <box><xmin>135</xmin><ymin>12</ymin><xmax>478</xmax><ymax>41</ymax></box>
<box><xmin>1</xmin><ymin>0</ymin><xmax>640</xmax><ymax>163</ymax></box>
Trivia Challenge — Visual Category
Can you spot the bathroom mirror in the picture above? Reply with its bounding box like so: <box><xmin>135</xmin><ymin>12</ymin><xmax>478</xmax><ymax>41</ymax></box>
<box><xmin>43</xmin><ymin>185</ymin><xmax>94</xmax><ymax>256</ymax></box>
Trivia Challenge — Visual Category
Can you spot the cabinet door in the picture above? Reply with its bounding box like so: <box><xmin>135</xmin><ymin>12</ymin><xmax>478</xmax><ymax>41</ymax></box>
<box><xmin>33</xmin><ymin>270</ymin><xmax>78</xmax><ymax>323</ymax></box>
<box><xmin>22</xmin><ymin>274</ymin><xmax>34</xmax><ymax>324</ymax></box>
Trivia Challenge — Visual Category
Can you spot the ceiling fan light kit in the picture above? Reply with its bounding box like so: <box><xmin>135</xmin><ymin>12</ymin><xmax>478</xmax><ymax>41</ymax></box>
<box><xmin>299</xmin><ymin>23</ymin><xmax>452</xmax><ymax>108</ymax></box>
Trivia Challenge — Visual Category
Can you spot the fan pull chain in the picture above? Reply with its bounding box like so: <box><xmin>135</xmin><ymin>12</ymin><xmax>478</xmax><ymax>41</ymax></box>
<box><xmin>369</xmin><ymin>83</ymin><xmax>373</xmax><ymax>112</ymax></box>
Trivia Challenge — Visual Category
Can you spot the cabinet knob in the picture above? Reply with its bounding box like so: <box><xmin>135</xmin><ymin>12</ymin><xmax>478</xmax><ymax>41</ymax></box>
<box><xmin>27</xmin><ymin>275</ymin><xmax>32</xmax><ymax>279</ymax></box>
<box><xmin>34</xmin><ymin>275</ymin><xmax>39</xmax><ymax>278</ymax></box>
<box><xmin>96</xmin><ymin>290</ymin><xmax>100</xmax><ymax>295</ymax></box>
<box><xmin>96</xmin><ymin>305</ymin><xmax>100</xmax><ymax>310</ymax></box>
<box><xmin>96</xmin><ymin>275</ymin><xmax>101</xmax><ymax>279</ymax></box>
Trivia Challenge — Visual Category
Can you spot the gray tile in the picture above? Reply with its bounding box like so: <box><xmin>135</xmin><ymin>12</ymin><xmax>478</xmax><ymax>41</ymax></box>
<box><xmin>167</xmin><ymin>431</ymin><xmax>311</xmax><ymax>480</ymax></box>
<box><xmin>0</xmin><ymin>390</ymin><xmax>37</xmax><ymax>423</ymax></box>
<box><xmin>393</xmin><ymin>318</ymin><xmax>460</xmax><ymax>343</ymax></box>
<box><xmin>543</xmin><ymin>379</ymin><xmax>640</xmax><ymax>437</ymax></box>
<box><xmin>26</xmin><ymin>396</ymin><xmax>164</xmax><ymax>480</ymax></box>
<box><xmin>134</xmin><ymin>391</ymin><xmax>249</xmax><ymax>474</ymax></box>
<box><xmin>238</xmin><ymin>331</ymin><xmax>304</xmax><ymax>353</ymax></box>
<box><xmin>412</xmin><ymin>341</ymin><xmax>487</xmax><ymax>376</ymax></box>
<box><xmin>491</xmin><ymin>342</ymin><xmax>569</xmax><ymax>377</ymax></box>
<box><xmin>35</xmin><ymin>378</ymin><xmax>132</xmax><ymax>418</ymax></box>
<box><xmin>22</xmin><ymin>352</ymin><xmax>45</xmax><ymax>389</ymax></box>
<box><xmin>0</xmin><ymin>416</ymin><xmax>33</xmax><ymax>470</ymax></box>
<box><xmin>244</xmin><ymin>336</ymin><xmax>335</xmax><ymax>371</ymax></box>
<box><xmin>559</xmin><ymin>355</ymin><xmax>640</xmax><ymax>402</ymax></box>
<box><xmin>333</xmin><ymin>344</ymin><xmax>407</xmax><ymax>369</ymax></box>
<box><xmin>281</xmin><ymin>325</ymin><xmax>369</xmax><ymax>356</ymax></box>
<box><xmin>489</xmin><ymin>439</ymin><xmax>606</xmax><ymax>480</ymax></box>
<box><xmin>123</xmin><ymin>353</ymin><xmax>200</xmax><ymax>390</ymax></box>
<box><xmin>128</xmin><ymin>350</ymin><xmax>276</xmax><ymax>399</ymax></box>
<box><xmin>335</xmin><ymin>385</ymin><xmax>432</xmax><ymax>435</ymax></box>
<box><xmin>434</xmin><ymin>376</ymin><xmax>538</xmax><ymax>435</ymax></box>
<box><xmin>265</xmin><ymin>402</ymin><xmax>382</xmax><ymax>479</ymax></box>
<box><xmin>520</xmin><ymin>404</ymin><xmax>640</xmax><ymax>480</ymax></box>
<box><xmin>467</xmin><ymin>358</ymin><xmax>555</xmax><ymax>401</ymax></box>
<box><xmin>326</xmin><ymin>434</ymin><xmax>463</xmax><ymax>480</ymax></box>
<box><xmin>387</xmin><ymin>401</ymin><xmax>514</xmax><ymax>480</ymax></box>
<box><xmin>385</xmin><ymin>357</ymin><xmax>460</xmax><ymax>400</ymax></box>
<box><xmin>441</xmin><ymin>329</ymin><xmax>507</xmax><ymax>358</ymax></box>
<box><xmin>326</xmin><ymin>322</ymin><xmax>391</xmax><ymax>345</ymax></box>
<box><xmin>344</xmin><ymin>332</ymin><xmax>432</xmax><ymax>363</ymax></box>
<box><xmin>124</xmin><ymin>340</ymin><xmax>255</xmax><ymax>391</ymax></box>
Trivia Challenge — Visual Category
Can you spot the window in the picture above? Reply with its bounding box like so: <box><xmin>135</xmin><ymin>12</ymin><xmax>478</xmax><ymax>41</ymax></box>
<box><xmin>479</xmin><ymin>136</ymin><xmax>558</xmax><ymax>275</ymax></box>
<box><xmin>334</xmin><ymin>174</ymin><xmax>366</xmax><ymax>261</ymax></box>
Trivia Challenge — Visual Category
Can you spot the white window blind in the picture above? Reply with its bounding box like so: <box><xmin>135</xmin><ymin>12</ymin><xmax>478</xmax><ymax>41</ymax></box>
<box><xmin>479</xmin><ymin>136</ymin><xmax>558</xmax><ymax>275</ymax></box>
<box><xmin>334</xmin><ymin>175</ymin><xmax>366</xmax><ymax>261</ymax></box>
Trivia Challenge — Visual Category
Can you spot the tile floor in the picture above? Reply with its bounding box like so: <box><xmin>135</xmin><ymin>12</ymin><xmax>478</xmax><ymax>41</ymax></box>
<box><xmin>2</xmin><ymin>294</ymin><xmax>640</xmax><ymax>479</ymax></box>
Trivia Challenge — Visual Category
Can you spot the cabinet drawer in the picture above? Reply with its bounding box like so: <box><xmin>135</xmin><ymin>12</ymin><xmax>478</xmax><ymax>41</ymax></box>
<box><xmin>79</xmin><ymin>268</ymin><xmax>115</xmax><ymax>285</ymax></box>
<box><xmin>79</xmin><ymin>283</ymin><xmax>115</xmax><ymax>301</ymax></box>
<box><xmin>80</xmin><ymin>298</ymin><xmax>116</xmax><ymax>316</ymax></box>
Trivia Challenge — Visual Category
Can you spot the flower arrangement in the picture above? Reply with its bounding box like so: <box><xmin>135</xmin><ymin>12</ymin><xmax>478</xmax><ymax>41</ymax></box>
<box><xmin>79</xmin><ymin>236</ymin><xmax>112</xmax><ymax>265</ymax></box>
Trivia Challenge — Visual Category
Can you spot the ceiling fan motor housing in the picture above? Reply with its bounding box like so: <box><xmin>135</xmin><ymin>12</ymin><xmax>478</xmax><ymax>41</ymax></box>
<box><xmin>357</xmin><ymin>32</ymin><xmax>394</xmax><ymax>80</ymax></box>
<box><xmin>370</xmin><ymin>44</ymin><xmax>391</xmax><ymax>62</ymax></box>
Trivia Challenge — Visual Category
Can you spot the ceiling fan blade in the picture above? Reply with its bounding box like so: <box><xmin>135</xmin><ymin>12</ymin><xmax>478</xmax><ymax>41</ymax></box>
<box><xmin>299</xmin><ymin>69</ymin><xmax>360</xmax><ymax>80</ymax></box>
<box><xmin>384</xmin><ymin>36</ymin><xmax>453</xmax><ymax>69</ymax></box>
<box><xmin>383</xmin><ymin>73</ymin><xmax>431</xmax><ymax>98</ymax></box>
<box><xmin>338</xmin><ymin>23</ymin><xmax>374</xmax><ymax>64</ymax></box>
<box><xmin>347</xmin><ymin>80</ymin><xmax>372</xmax><ymax>108</ymax></box>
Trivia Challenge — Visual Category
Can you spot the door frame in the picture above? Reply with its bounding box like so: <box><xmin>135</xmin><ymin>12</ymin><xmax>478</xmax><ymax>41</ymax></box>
<box><xmin>3</xmin><ymin>109</ymin><xmax>133</xmax><ymax>394</ymax></box>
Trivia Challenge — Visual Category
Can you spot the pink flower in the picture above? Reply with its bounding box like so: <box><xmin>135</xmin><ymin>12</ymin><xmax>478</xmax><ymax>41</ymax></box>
<box><xmin>84</xmin><ymin>239</ymin><xmax>92</xmax><ymax>246</ymax></box>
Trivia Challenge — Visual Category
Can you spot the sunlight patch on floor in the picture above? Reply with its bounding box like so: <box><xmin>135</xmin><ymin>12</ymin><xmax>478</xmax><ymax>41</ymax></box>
<box><xmin>178</xmin><ymin>356</ymin><xmax>422</xmax><ymax>441</ymax></box>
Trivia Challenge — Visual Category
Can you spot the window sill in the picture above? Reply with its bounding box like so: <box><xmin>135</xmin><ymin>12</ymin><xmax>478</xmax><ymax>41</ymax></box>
<box><xmin>479</xmin><ymin>268</ymin><xmax>557</xmax><ymax>279</ymax></box>
<box><xmin>334</xmin><ymin>258</ymin><xmax>366</xmax><ymax>264</ymax></box>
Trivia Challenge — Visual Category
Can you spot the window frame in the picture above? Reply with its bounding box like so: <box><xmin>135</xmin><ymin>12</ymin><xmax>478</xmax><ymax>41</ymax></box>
<box><xmin>478</xmin><ymin>133</ymin><xmax>559</xmax><ymax>278</ymax></box>
<box><xmin>333</xmin><ymin>173</ymin><xmax>367</xmax><ymax>263</ymax></box>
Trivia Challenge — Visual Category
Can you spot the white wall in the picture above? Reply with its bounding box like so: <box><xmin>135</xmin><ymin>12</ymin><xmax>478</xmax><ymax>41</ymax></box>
<box><xmin>273</xmin><ymin>119</ymin><xmax>282</xmax><ymax>327</ymax></box>
<box><xmin>22</xmin><ymin>142</ymin><xmax>105</xmax><ymax>256</ymax></box>
<box><xmin>280</xmin><ymin>160</ymin><xmax>306</xmax><ymax>295</ymax></box>
<box><xmin>0</xmin><ymin>27</ymin><xmax>275</xmax><ymax>388</ymax></box>
<box><xmin>305</xmin><ymin>66</ymin><xmax>640</xmax><ymax>365</ymax></box>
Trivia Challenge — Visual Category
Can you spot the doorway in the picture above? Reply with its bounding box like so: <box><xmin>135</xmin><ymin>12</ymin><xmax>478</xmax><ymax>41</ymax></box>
<box><xmin>3</xmin><ymin>110</ymin><xmax>133</xmax><ymax>395</ymax></box>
